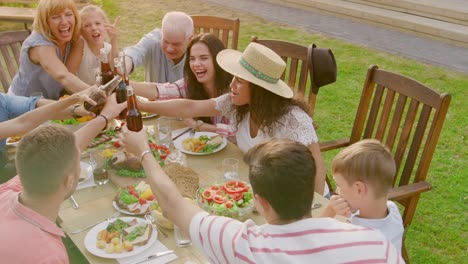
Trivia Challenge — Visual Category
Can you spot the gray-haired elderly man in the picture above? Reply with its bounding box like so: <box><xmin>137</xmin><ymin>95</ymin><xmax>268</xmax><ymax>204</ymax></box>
<box><xmin>124</xmin><ymin>11</ymin><xmax>193</xmax><ymax>83</ymax></box>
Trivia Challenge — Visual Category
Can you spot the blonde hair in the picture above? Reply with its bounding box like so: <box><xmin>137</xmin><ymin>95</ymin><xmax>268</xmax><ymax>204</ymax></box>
<box><xmin>33</xmin><ymin>0</ymin><xmax>81</xmax><ymax>44</ymax></box>
<box><xmin>332</xmin><ymin>139</ymin><xmax>396</xmax><ymax>197</ymax></box>
<box><xmin>162</xmin><ymin>11</ymin><xmax>193</xmax><ymax>39</ymax></box>
<box><xmin>80</xmin><ymin>5</ymin><xmax>109</xmax><ymax>24</ymax></box>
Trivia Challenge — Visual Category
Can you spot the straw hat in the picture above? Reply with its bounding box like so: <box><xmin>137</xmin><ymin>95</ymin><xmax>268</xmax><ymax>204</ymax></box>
<box><xmin>308</xmin><ymin>44</ymin><xmax>337</xmax><ymax>94</ymax></box>
<box><xmin>216</xmin><ymin>42</ymin><xmax>293</xmax><ymax>98</ymax></box>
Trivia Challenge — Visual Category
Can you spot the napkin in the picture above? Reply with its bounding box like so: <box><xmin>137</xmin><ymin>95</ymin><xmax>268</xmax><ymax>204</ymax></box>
<box><xmin>117</xmin><ymin>240</ymin><xmax>177</xmax><ymax>264</ymax></box>
<box><xmin>76</xmin><ymin>161</ymin><xmax>96</xmax><ymax>190</ymax></box>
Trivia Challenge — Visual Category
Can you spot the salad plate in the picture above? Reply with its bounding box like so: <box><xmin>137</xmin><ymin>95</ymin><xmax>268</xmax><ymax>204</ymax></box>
<box><xmin>84</xmin><ymin>217</ymin><xmax>156</xmax><ymax>259</ymax></box>
<box><xmin>174</xmin><ymin>132</ymin><xmax>227</xmax><ymax>155</ymax></box>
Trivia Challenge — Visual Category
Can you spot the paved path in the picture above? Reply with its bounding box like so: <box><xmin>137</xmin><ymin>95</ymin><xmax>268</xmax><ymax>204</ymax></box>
<box><xmin>207</xmin><ymin>0</ymin><xmax>468</xmax><ymax>74</ymax></box>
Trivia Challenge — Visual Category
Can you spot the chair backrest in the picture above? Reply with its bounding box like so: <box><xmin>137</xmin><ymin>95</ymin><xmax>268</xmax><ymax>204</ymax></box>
<box><xmin>0</xmin><ymin>30</ymin><xmax>30</xmax><ymax>93</ymax></box>
<box><xmin>350</xmin><ymin>65</ymin><xmax>451</xmax><ymax>227</ymax></box>
<box><xmin>191</xmin><ymin>15</ymin><xmax>240</xmax><ymax>50</ymax></box>
<box><xmin>251</xmin><ymin>36</ymin><xmax>317</xmax><ymax>116</ymax></box>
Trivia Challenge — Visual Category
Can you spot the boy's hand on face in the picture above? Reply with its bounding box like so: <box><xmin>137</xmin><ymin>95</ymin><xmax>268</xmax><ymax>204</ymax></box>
<box><xmin>330</xmin><ymin>195</ymin><xmax>352</xmax><ymax>217</ymax></box>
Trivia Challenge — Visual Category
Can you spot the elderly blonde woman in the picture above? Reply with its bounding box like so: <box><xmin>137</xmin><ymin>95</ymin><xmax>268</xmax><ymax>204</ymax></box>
<box><xmin>138</xmin><ymin>42</ymin><xmax>328</xmax><ymax>195</ymax></box>
<box><xmin>124</xmin><ymin>11</ymin><xmax>193</xmax><ymax>83</ymax></box>
<box><xmin>8</xmin><ymin>0</ymin><xmax>94</xmax><ymax>99</ymax></box>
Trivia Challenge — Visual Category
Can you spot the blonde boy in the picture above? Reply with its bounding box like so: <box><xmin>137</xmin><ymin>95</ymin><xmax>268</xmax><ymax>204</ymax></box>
<box><xmin>321</xmin><ymin>139</ymin><xmax>404</xmax><ymax>254</ymax></box>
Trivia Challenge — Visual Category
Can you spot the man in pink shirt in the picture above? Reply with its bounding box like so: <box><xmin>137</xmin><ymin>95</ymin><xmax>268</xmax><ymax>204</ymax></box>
<box><xmin>0</xmin><ymin>95</ymin><xmax>125</xmax><ymax>263</ymax></box>
<box><xmin>122</xmin><ymin>129</ymin><xmax>405</xmax><ymax>263</ymax></box>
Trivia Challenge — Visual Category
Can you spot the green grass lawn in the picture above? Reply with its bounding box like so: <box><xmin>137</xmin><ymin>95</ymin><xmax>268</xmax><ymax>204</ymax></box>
<box><xmin>2</xmin><ymin>0</ymin><xmax>467</xmax><ymax>263</ymax></box>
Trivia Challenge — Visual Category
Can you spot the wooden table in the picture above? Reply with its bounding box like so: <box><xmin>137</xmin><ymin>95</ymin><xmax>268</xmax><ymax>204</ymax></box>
<box><xmin>58</xmin><ymin>117</ymin><xmax>329</xmax><ymax>264</ymax></box>
<box><xmin>0</xmin><ymin>6</ymin><xmax>35</xmax><ymax>29</ymax></box>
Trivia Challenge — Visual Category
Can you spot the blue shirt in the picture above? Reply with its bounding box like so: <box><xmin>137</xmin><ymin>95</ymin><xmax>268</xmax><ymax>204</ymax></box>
<box><xmin>124</xmin><ymin>29</ymin><xmax>185</xmax><ymax>83</ymax></box>
<box><xmin>7</xmin><ymin>31</ymin><xmax>71</xmax><ymax>100</ymax></box>
<box><xmin>0</xmin><ymin>93</ymin><xmax>40</xmax><ymax>166</ymax></box>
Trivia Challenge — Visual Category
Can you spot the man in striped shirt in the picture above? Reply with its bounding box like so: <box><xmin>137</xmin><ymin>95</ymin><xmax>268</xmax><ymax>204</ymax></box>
<box><xmin>121</xmin><ymin>132</ymin><xmax>404</xmax><ymax>263</ymax></box>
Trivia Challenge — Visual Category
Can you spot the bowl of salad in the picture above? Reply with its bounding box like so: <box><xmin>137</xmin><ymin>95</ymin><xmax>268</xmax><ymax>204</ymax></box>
<box><xmin>196</xmin><ymin>180</ymin><xmax>254</xmax><ymax>220</ymax></box>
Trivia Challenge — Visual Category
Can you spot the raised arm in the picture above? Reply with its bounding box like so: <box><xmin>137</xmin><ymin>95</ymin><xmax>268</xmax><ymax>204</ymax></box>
<box><xmin>106</xmin><ymin>16</ymin><xmax>121</xmax><ymax>65</ymax></box>
<box><xmin>120</xmin><ymin>126</ymin><xmax>202</xmax><ymax>235</ymax></box>
<box><xmin>29</xmin><ymin>45</ymin><xmax>90</xmax><ymax>94</ymax></box>
<box><xmin>0</xmin><ymin>88</ymin><xmax>97</xmax><ymax>139</ymax></box>
<box><xmin>74</xmin><ymin>94</ymin><xmax>126</xmax><ymax>152</ymax></box>
<box><xmin>139</xmin><ymin>98</ymin><xmax>220</xmax><ymax>119</ymax></box>
<box><xmin>65</xmin><ymin>38</ymin><xmax>84</xmax><ymax>74</ymax></box>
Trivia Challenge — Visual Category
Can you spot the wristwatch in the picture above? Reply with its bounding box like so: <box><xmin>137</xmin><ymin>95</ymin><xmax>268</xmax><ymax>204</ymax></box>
<box><xmin>195</xmin><ymin>120</ymin><xmax>204</xmax><ymax>131</ymax></box>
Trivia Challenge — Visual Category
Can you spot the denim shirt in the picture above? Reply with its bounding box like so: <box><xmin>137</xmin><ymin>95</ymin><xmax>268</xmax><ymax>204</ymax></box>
<box><xmin>124</xmin><ymin>29</ymin><xmax>185</xmax><ymax>83</ymax></box>
<box><xmin>7</xmin><ymin>31</ymin><xmax>71</xmax><ymax>100</ymax></box>
<box><xmin>0</xmin><ymin>93</ymin><xmax>40</xmax><ymax>166</ymax></box>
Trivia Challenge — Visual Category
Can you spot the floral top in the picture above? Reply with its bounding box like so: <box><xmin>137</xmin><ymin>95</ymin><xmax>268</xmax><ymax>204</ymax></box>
<box><xmin>213</xmin><ymin>94</ymin><xmax>318</xmax><ymax>153</ymax></box>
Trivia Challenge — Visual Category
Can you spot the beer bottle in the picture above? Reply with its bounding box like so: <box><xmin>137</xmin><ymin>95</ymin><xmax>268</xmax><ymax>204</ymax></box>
<box><xmin>126</xmin><ymin>86</ymin><xmax>143</xmax><ymax>132</ymax></box>
<box><xmin>115</xmin><ymin>52</ymin><xmax>128</xmax><ymax>119</ymax></box>
<box><xmin>84</xmin><ymin>76</ymin><xmax>121</xmax><ymax>115</ymax></box>
<box><xmin>100</xmin><ymin>48</ymin><xmax>114</xmax><ymax>85</ymax></box>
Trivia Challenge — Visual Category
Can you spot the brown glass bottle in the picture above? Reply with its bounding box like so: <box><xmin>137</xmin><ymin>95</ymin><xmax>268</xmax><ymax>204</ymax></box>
<box><xmin>126</xmin><ymin>86</ymin><xmax>143</xmax><ymax>132</ymax></box>
<box><xmin>84</xmin><ymin>76</ymin><xmax>121</xmax><ymax>115</ymax></box>
<box><xmin>115</xmin><ymin>53</ymin><xmax>128</xmax><ymax>119</ymax></box>
<box><xmin>100</xmin><ymin>48</ymin><xmax>114</xmax><ymax>85</ymax></box>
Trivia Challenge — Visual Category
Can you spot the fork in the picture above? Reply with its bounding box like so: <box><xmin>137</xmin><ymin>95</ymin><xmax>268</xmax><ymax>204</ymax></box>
<box><xmin>145</xmin><ymin>212</ymin><xmax>168</xmax><ymax>238</ymax></box>
<box><xmin>70</xmin><ymin>212</ymin><xmax>119</xmax><ymax>234</ymax></box>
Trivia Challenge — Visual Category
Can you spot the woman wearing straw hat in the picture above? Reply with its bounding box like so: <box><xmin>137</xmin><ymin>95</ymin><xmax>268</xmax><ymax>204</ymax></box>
<box><xmin>138</xmin><ymin>42</ymin><xmax>326</xmax><ymax>194</ymax></box>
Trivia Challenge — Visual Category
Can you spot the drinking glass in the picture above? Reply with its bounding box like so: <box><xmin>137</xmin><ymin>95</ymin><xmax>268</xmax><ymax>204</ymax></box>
<box><xmin>89</xmin><ymin>149</ymin><xmax>109</xmax><ymax>185</ymax></box>
<box><xmin>174</xmin><ymin>225</ymin><xmax>191</xmax><ymax>247</ymax></box>
<box><xmin>158</xmin><ymin>117</ymin><xmax>172</xmax><ymax>148</ymax></box>
<box><xmin>223</xmin><ymin>158</ymin><xmax>239</xmax><ymax>181</ymax></box>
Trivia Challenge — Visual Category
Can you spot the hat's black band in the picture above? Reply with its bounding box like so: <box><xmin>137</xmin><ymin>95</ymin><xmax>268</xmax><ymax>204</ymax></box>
<box><xmin>239</xmin><ymin>57</ymin><xmax>279</xmax><ymax>84</ymax></box>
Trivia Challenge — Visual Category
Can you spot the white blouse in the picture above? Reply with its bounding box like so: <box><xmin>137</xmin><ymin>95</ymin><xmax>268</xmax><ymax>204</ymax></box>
<box><xmin>76</xmin><ymin>39</ymin><xmax>112</xmax><ymax>85</ymax></box>
<box><xmin>213</xmin><ymin>94</ymin><xmax>318</xmax><ymax>153</ymax></box>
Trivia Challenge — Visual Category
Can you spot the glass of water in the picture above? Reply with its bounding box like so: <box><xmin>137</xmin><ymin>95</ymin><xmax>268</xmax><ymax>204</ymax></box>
<box><xmin>223</xmin><ymin>158</ymin><xmax>239</xmax><ymax>181</ymax></box>
<box><xmin>158</xmin><ymin>117</ymin><xmax>172</xmax><ymax>148</ymax></box>
<box><xmin>174</xmin><ymin>225</ymin><xmax>192</xmax><ymax>247</ymax></box>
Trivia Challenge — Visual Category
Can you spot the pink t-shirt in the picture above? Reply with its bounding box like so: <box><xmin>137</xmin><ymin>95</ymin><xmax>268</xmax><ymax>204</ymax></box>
<box><xmin>0</xmin><ymin>176</ymin><xmax>68</xmax><ymax>264</ymax></box>
<box><xmin>190</xmin><ymin>212</ymin><xmax>404</xmax><ymax>263</ymax></box>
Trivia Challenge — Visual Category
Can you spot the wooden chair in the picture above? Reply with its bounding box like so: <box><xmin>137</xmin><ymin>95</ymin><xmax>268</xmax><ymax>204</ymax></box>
<box><xmin>0</xmin><ymin>30</ymin><xmax>30</xmax><ymax>93</ymax></box>
<box><xmin>320</xmin><ymin>65</ymin><xmax>451</xmax><ymax>262</ymax></box>
<box><xmin>191</xmin><ymin>15</ymin><xmax>240</xmax><ymax>50</ymax></box>
<box><xmin>250</xmin><ymin>36</ymin><xmax>317</xmax><ymax>116</ymax></box>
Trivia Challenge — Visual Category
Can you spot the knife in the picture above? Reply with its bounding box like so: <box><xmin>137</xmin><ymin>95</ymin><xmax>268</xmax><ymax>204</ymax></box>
<box><xmin>171</xmin><ymin>127</ymin><xmax>192</xmax><ymax>141</ymax></box>
<box><xmin>129</xmin><ymin>250</ymin><xmax>174</xmax><ymax>264</ymax></box>
<box><xmin>70</xmin><ymin>195</ymin><xmax>79</xmax><ymax>209</ymax></box>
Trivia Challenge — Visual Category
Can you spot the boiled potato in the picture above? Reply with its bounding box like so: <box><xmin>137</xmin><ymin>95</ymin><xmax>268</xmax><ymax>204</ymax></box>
<box><xmin>111</xmin><ymin>237</ymin><xmax>120</xmax><ymax>245</ymax></box>
<box><xmin>96</xmin><ymin>240</ymin><xmax>106</xmax><ymax>249</ymax></box>
<box><xmin>114</xmin><ymin>243</ymin><xmax>124</xmax><ymax>253</ymax></box>
<box><xmin>105</xmin><ymin>243</ymin><xmax>114</xmax><ymax>254</ymax></box>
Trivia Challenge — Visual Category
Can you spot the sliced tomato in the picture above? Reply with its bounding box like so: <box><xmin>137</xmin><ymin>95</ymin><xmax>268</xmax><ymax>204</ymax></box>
<box><xmin>208</xmin><ymin>186</ymin><xmax>221</xmax><ymax>192</ymax></box>
<box><xmin>113</xmin><ymin>141</ymin><xmax>121</xmax><ymax>148</ymax></box>
<box><xmin>224</xmin><ymin>181</ymin><xmax>247</xmax><ymax>193</ymax></box>
<box><xmin>138</xmin><ymin>198</ymin><xmax>146</xmax><ymax>205</ymax></box>
<box><xmin>229</xmin><ymin>192</ymin><xmax>243</xmax><ymax>201</ymax></box>
<box><xmin>225</xmin><ymin>200</ymin><xmax>233</xmax><ymax>209</ymax></box>
<box><xmin>212</xmin><ymin>194</ymin><xmax>227</xmax><ymax>204</ymax></box>
<box><xmin>202</xmin><ymin>190</ymin><xmax>213</xmax><ymax>201</ymax></box>
<box><xmin>158</xmin><ymin>147</ymin><xmax>170</xmax><ymax>160</ymax></box>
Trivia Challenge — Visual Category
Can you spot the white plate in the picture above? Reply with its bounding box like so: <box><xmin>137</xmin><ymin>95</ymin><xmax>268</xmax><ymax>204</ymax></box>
<box><xmin>5</xmin><ymin>137</ymin><xmax>21</xmax><ymax>146</ymax></box>
<box><xmin>173</xmin><ymin>131</ymin><xmax>227</xmax><ymax>155</ymax></box>
<box><xmin>142</xmin><ymin>112</ymin><xmax>158</xmax><ymax>119</ymax></box>
<box><xmin>84</xmin><ymin>217</ymin><xmax>157</xmax><ymax>259</ymax></box>
<box><xmin>112</xmin><ymin>201</ymin><xmax>148</xmax><ymax>216</ymax></box>
<box><xmin>79</xmin><ymin>162</ymin><xmax>92</xmax><ymax>185</ymax></box>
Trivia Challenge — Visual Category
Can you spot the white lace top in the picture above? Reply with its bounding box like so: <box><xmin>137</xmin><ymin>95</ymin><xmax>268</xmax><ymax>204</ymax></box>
<box><xmin>213</xmin><ymin>94</ymin><xmax>318</xmax><ymax>153</ymax></box>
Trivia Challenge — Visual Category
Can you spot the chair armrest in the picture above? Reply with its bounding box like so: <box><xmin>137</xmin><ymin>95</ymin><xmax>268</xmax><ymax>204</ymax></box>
<box><xmin>388</xmin><ymin>181</ymin><xmax>432</xmax><ymax>202</ymax></box>
<box><xmin>320</xmin><ymin>138</ymin><xmax>351</xmax><ymax>152</ymax></box>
